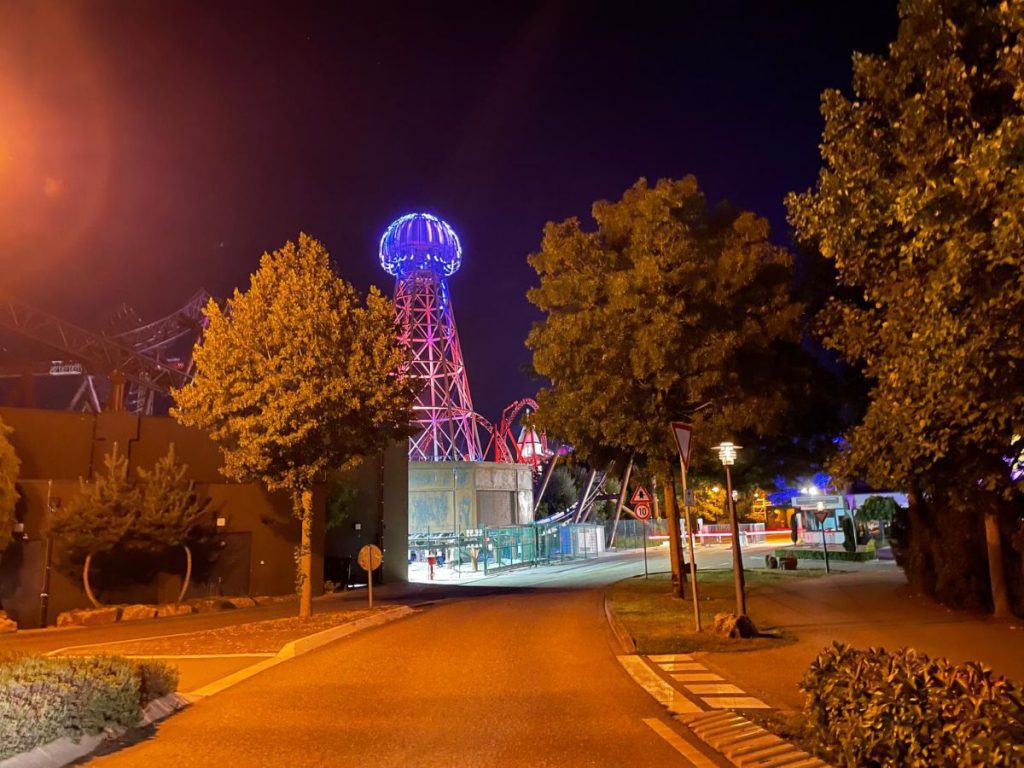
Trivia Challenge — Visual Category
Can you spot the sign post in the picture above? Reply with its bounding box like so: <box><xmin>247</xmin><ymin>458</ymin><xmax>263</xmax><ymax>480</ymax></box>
<box><xmin>815</xmin><ymin>503</ymin><xmax>831</xmax><ymax>574</ymax></box>
<box><xmin>357</xmin><ymin>544</ymin><xmax>383</xmax><ymax>608</ymax></box>
<box><xmin>631</xmin><ymin>487</ymin><xmax>652</xmax><ymax>579</ymax></box>
<box><xmin>671</xmin><ymin>421</ymin><xmax>701</xmax><ymax>631</ymax></box>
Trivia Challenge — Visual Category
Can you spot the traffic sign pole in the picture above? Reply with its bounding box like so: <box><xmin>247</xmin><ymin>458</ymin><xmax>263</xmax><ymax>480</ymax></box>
<box><xmin>642</xmin><ymin>517</ymin><xmax>648</xmax><ymax>578</ymax></box>
<box><xmin>679</xmin><ymin>454</ymin><xmax>701</xmax><ymax>632</ymax></box>
<box><xmin>358</xmin><ymin>544</ymin><xmax>383</xmax><ymax>609</ymax></box>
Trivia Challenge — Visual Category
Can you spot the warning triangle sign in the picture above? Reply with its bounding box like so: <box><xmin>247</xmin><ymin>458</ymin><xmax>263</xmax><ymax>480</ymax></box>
<box><xmin>630</xmin><ymin>486</ymin><xmax>651</xmax><ymax>505</ymax></box>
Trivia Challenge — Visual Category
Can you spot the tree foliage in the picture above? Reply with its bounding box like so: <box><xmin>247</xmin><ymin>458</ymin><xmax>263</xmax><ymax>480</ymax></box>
<box><xmin>787</xmin><ymin>0</ymin><xmax>1024</xmax><ymax>497</ymax></box>
<box><xmin>132</xmin><ymin>444</ymin><xmax>209</xmax><ymax>552</ymax></box>
<box><xmin>173</xmin><ymin>233</ymin><xmax>415</xmax><ymax>616</ymax></box>
<box><xmin>535</xmin><ymin>465</ymin><xmax>577</xmax><ymax>518</ymax></box>
<box><xmin>857</xmin><ymin>495</ymin><xmax>901</xmax><ymax>524</ymax></box>
<box><xmin>527</xmin><ymin>176</ymin><xmax>803</xmax><ymax>471</ymax></box>
<box><xmin>0</xmin><ymin>416</ymin><xmax>19</xmax><ymax>552</ymax></box>
<box><xmin>787</xmin><ymin>0</ymin><xmax>1024</xmax><ymax>613</ymax></box>
<box><xmin>49</xmin><ymin>444</ymin><xmax>136</xmax><ymax>563</ymax></box>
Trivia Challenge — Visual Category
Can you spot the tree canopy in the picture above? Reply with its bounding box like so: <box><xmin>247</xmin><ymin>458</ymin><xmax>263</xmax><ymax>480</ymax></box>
<box><xmin>133</xmin><ymin>444</ymin><xmax>209</xmax><ymax>553</ymax></box>
<box><xmin>787</xmin><ymin>0</ymin><xmax>1024</xmax><ymax>498</ymax></box>
<box><xmin>527</xmin><ymin>176</ymin><xmax>803</xmax><ymax>472</ymax></box>
<box><xmin>173</xmin><ymin>233</ymin><xmax>415</xmax><ymax>616</ymax></box>
<box><xmin>787</xmin><ymin>0</ymin><xmax>1024</xmax><ymax>614</ymax></box>
<box><xmin>0</xmin><ymin>416</ymin><xmax>20</xmax><ymax>552</ymax></box>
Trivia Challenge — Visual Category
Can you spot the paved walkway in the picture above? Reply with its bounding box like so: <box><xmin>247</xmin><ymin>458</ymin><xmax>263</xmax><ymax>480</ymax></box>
<box><xmin>698</xmin><ymin>563</ymin><xmax>1024</xmax><ymax>711</ymax></box>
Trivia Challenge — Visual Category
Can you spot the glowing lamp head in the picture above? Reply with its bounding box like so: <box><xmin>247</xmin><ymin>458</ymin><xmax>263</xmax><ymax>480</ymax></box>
<box><xmin>379</xmin><ymin>212</ymin><xmax>463</xmax><ymax>278</ymax></box>
<box><xmin>715</xmin><ymin>441</ymin><xmax>740</xmax><ymax>466</ymax></box>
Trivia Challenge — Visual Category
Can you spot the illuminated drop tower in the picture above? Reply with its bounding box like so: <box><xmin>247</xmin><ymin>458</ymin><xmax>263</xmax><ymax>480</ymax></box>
<box><xmin>380</xmin><ymin>213</ymin><xmax>483</xmax><ymax>462</ymax></box>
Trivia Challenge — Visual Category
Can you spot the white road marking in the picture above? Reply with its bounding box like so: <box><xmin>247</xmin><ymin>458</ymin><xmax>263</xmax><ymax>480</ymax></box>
<box><xmin>660</xmin><ymin>662</ymin><xmax>707</xmax><ymax>672</ymax></box>
<box><xmin>702</xmin><ymin>696</ymin><xmax>769</xmax><ymax>709</ymax></box>
<box><xmin>642</xmin><ymin>718</ymin><xmax>720</xmax><ymax>768</ymax></box>
<box><xmin>120</xmin><ymin>653</ymin><xmax>276</xmax><ymax>659</ymax></box>
<box><xmin>671</xmin><ymin>673</ymin><xmax>724</xmax><ymax>682</ymax></box>
<box><xmin>648</xmin><ymin>653</ymin><xmax>694</xmax><ymax>662</ymax></box>
<box><xmin>618</xmin><ymin>656</ymin><xmax>701</xmax><ymax>714</ymax></box>
<box><xmin>685</xmin><ymin>683</ymin><xmax>746</xmax><ymax>695</ymax></box>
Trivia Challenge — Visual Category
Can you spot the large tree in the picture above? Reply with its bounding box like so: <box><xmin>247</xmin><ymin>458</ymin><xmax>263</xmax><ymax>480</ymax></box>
<box><xmin>0</xmin><ymin>416</ymin><xmax>20</xmax><ymax>553</ymax></box>
<box><xmin>527</xmin><ymin>176</ymin><xmax>803</xmax><ymax>595</ymax></box>
<box><xmin>788</xmin><ymin>0</ymin><xmax>1024</xmax><ymax>614</ymax></box>
<box><xmin>173</xmin><ymin>233</ymin><xmax>414</xmax><ymax>618</ymax></box>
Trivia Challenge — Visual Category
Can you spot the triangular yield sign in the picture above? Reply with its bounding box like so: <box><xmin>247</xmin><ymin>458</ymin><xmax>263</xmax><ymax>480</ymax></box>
<box><xmin>671</xmin><ymin>421</ymin><xmax>693</xmax><ymax>468</ymax></box>
<box><xmin>630</xmin><ymin>485</ymin><xmax>651</xmax><ymax>505</ymax></box>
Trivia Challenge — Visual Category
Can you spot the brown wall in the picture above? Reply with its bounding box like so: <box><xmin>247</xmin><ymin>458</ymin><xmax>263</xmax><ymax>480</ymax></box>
<box><xmin>0</xmin><ymin>407</ymin><xmax>332</xmax><ymax>628</ymax></box>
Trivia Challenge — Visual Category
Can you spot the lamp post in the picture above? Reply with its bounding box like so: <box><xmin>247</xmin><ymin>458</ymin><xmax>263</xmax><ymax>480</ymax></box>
<box><xmin>715</xmin><ymin>442</ymin><xmax>746</xmax><ymax>617</ymax></box>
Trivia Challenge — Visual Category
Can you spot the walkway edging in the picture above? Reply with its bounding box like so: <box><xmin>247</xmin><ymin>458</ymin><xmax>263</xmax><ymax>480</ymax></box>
<box><xmin>603</xmin><ymin>595</ymin><xmax>637</xmax><ymax>654</ymax></box>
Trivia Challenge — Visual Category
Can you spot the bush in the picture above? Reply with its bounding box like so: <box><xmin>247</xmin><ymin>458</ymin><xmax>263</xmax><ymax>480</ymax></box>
<box><xmin>0</xmin><ymin>654</ymin><xmax>178</xmax><ymax>760</ymax></box>
<box><xmin>801</xmin><ymin>643</ymin><xmax>1024</xmax><ymax>767</ymax></box>
<box><xmin>133</xmin><ymin>659</ymin><xmax>178</xmax><ymax>705</ymax></box>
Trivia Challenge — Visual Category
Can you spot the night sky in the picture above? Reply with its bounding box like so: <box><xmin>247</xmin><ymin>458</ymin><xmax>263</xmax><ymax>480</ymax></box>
<box><xmin>0</xmin><ymin>1</ymin><xmax>897</xmax><ymax>421</ymax></box>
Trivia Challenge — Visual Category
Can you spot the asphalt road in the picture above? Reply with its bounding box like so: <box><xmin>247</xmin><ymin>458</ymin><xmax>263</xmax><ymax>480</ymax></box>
<box><xmin>83</xmin><ymin>548</ymin><xmax>766</xmax><ymax>767</ymax></box>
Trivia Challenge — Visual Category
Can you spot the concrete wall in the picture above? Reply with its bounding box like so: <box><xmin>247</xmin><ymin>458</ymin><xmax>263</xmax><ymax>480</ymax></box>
<box><xmin>408</xmin><ymin>461</ymin><xmax>534</xmax><ymax>534</ymax></box>
<box><xmin>324</xmin><ymin>441</ymin><xmax>409</xmax><ymax>586</ymax></box>
<box><xmin>0</xmin><ymin>407</ymin><xmax>327</xmax><ymax>627</ymax></box>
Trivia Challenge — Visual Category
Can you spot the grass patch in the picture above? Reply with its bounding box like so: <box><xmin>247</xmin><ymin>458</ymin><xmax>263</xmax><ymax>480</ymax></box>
<box><xmin>606</xmin><ymin>568</ymin><xmax>822</xmax><ymax>654</ymax></box>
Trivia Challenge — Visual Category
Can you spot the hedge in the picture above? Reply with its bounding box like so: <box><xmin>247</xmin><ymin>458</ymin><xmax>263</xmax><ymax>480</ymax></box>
<box><xmin>801</xmin><ymin>643</ymin><xmax>1024</xmax><ymax>767</ymax></box>
<box><xmin>0</xmin><ymin>655</ymin><xmax>179</xmax><ymax>760</ymax></box>
<box><xmin>774</xmin><ymin>547</ymin><xmax>876</xmax><ymax>562</ymax></box>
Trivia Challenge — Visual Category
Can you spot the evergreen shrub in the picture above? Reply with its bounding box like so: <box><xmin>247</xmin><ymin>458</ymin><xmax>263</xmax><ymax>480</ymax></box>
<box><xmin>801</xmin><ymin>643</ymin><xmax>1024</xmax><ymax>767</ymax></box>
<box><xmin>0</xmin><ymin>655</ymin><xmax>177</xmax><ymax>760</ymax></box>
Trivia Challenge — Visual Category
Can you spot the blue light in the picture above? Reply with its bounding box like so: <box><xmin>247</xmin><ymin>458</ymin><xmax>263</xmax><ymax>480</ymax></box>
<box><xmin>379</xmin><ymin>212</ymin><xmax>463</xmax><ymax>278</ymax></box>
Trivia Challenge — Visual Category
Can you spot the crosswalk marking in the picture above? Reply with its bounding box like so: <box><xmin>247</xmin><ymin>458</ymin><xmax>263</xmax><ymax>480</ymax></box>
<box><xmin>645</xmin><ymin>655</ymin><xmax>770</xmax><ymax>711</ymax></box>
<box><xmin>703</xmin><ymin>696</ymin><xmax>770</xmax><ymax>710</ymax></box>
<box><xmin>671</xmin><ymin>673</ymin><xmax>724</xmax><ymax>682</ymax></box>
<box><xmin>618</xmin><ymin>656</ymin><xmax>702</xmax><ymax>714</ymax></box>
<box><xmin>684</xmin><ymin>683</ymin><xmax>746</xmax><ymax>695</ymax></box>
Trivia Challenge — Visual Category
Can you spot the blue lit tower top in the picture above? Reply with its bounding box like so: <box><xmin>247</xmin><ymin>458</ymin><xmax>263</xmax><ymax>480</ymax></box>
<box><xmin>379</xmin><ymin>212</ymin><xmax>463</xmax><ymax>279</ymax></box>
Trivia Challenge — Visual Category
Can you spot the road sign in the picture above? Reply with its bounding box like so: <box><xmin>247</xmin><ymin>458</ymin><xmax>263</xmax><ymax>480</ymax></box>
<box><xmin>633</xmin><ymin>502</ymin><xmax>651</xmax><ymax>520</ymax></box>
<box><xmin>630</xmin><ymin>486</ymin><xmax>651</xmax><ymax>505</ymax></box>
<box><xmin>684</xmin><ymin>489</ymin><xmax>695</xmax><ymax>508</ymax></box>
<box><xmin>670</xmin><ymin>422</ymin><xmax>693</xmax><ymax>468</ymax></box>
<box><xmin>358</xmin><ymin>544</ymin><xmax>383</xmax><ymax>571</ymax></box>
<box><xmin>357</xmin><ymin>544</ymin><xmax>383</xmax><ymax>609</ymax></box>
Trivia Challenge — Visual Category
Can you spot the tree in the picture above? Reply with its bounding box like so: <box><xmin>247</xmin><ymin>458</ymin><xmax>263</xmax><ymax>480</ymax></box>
<box><xmin>535</xmin><ymin>465</ymin><xmax>577</xmax><ymax>519</ymax></box>
<box><xmin>133</xmin><ymin>444</ymin><xmax>210</xmax><ymax>603</ymax></box>
<box><xmin>0</xmin><ymin>416</ymin><xmax>19</xmax><ymax>553</ymax></box>
<box><xmin>527</xmin><ymin>176</ymin><xmax>803</xmax><ymax>596</ymax></box>
<box><xmin>787</xmin><ymin>0</ymin><xmax>1024</xmax><ymax>615</ymax></box>
<box><xmin>856</xmin><ymin>495</ymin><xmax>900</xmax><ymax>525</ymax></box>
<box><xmin>173</xmin><ymin>233</ymin><xmax>414</xmax><ymax>618</ymax></box>
<box><xmin>49</xmin><ymin>444</ymin><xmax>137</xmax><ymax>607</ymax></box>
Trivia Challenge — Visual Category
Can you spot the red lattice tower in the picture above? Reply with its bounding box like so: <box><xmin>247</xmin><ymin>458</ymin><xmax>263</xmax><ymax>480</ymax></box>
<box><xmin>380</xmin><ymin>213</ymin><xmax>483</xmax><ymax>461</ymax></box>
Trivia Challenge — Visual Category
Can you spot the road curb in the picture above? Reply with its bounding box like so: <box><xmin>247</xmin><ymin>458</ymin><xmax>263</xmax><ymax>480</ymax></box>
<box><xmin>603</xmin><ymin>595</ymin><xmax>637</xmax><ymax>654</ymax></box>
<box><xmin>184</xmin><ymin>604</ymin><xmax>416</xmax><ymax>700</ymax></box>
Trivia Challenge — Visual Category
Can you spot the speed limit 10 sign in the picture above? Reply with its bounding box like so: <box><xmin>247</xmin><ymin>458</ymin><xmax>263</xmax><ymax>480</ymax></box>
<box><xmin>634</xmin><ymin>503</ymin><xmax>652</xmax><ymax>520</ymax></box>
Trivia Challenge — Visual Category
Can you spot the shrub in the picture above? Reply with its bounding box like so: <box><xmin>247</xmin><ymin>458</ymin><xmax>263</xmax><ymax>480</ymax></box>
<box><xmin>801</xmin><ymin>643</ymin><xmax>1024</xmax><ymax>767</ymax></box>
<box><xmin>0</xmin><ymin>654</ymin><xmax>178</xmax><ymax>760</ymax></box>
<box><xmin>840</xmin><ymin>515</ymin><xmax>856</xmax><ymax>553</ymax></box>
<box><xmin>133</xmin><ymin>659</ymin><xmax>178</xmax><ymax>705</ymax></box>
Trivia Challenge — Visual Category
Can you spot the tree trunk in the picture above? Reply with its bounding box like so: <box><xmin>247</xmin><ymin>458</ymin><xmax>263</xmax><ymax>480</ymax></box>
<box><xmin>984</xmin><ymin>507</ymin><xmax>1012</xmax><ymax>618</ymax></box>
<box><xmin>176</xmin><ymin>544</ymin><xmax>193</xmax><ymax>605</ymax></box>
<box><xmin>658</xmin><ymin>472</ymin><xmax>687</xmax><ymax>599</ymax></box>
<box><xmin>82</xmin><ymin>552</ymin><xmax>101</xmax><ymax>608</ymax></box>
<box><xmin>299</xmin><ymin>488</ymin><xmax>314</xmax><ymax>619</ymax></box>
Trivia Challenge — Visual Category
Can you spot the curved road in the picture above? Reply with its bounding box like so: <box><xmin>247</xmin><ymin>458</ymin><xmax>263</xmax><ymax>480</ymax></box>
<box><xmin>86</xmin><ymin>549</ymin><xmax>760</xmax><ymax>767</ymax></box>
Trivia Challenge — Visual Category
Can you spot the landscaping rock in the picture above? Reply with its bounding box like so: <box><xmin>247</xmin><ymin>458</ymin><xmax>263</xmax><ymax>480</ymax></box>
<box><xmin>0</xmin><ymin>610</ymin><xmax>16</xmax><ymax>633</ymax></box>
<box><xmin>252</xmin><ymin>595</ymin><xmax>294</xmax><ymax>606</ymax></box>
<box><xmin>155</xmin><ymin>603</ymin><xmax>194</xmax><ymax>618</ymax></box>
<box><xmin>56</xmin><ymin>606</ymin><xmax>121</xmax><ymax>627</ymax></box>
<box><xmin>189</xmin><ymin>598</ymin><xmax>233</xmax><ymax>613</ymax></box>
<box><xmin>225</xmin><ymin>597</ymin><xmax>256</xmax><ymax>609</ymax></box>
<box><xmin>120</xmin><ymin>604</ymin><xmax>158</xmax><ymax>622</ymax></box>
<box><xmin>712</xmin><ymin>612</ymin><xmax>758</xmax><ymax>639</ymax></box>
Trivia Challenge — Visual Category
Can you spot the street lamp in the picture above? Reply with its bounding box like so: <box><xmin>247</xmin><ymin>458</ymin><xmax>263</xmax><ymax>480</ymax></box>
<box><xmin>715</xmin><ymin>441</ymin><xmax>747</xmax><ymax>617</ymax></box>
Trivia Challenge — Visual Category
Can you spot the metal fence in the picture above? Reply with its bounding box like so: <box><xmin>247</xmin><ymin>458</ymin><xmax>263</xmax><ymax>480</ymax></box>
<box><xmin>408</xmin><ymin>522</ymin><xmax>607</xmax><ymax>579</ymax></box>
